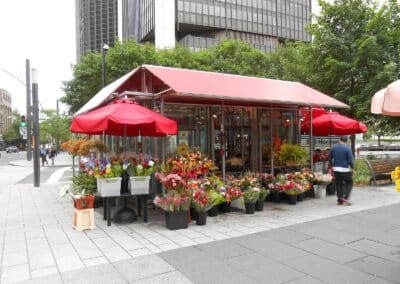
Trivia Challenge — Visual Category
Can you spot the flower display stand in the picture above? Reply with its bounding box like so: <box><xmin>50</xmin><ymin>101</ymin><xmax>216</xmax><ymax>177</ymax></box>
<box><xmin>73</xmin><ymin>208</ymin><xmax>95</xmax><ymax>231</ymax></box>
<box><xmin>97</xmin><ymin>177</ymin><xmax>122</xmax><ymax>197</ymax></box>
<box><xmin>129</xmin><ymin>176</ymin><xmax>150</xmax><ymax>195</ymax></box>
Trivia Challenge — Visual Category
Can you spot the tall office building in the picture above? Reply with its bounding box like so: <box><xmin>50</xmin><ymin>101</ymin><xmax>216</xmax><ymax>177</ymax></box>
<box><xmin>0</xmin><ymin>89</ymin><xmax>12</xmax><ymax>149</ymax></box>
<box><xmin>75</xmin><ymin>0</ymin><xmax>119</xmax><ymax>61</ymax></box>
<box><xmin>122</xmin><ymin>0</ymin><xmax>312</xmax><ymax>52</ymax></box>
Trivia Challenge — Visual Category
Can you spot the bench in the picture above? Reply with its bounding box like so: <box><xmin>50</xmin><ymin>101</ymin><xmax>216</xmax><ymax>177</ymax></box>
<box><xmin>366</xmin><ymin>159</ymin><xmax>396</xmax><ymax>186</ymax></box>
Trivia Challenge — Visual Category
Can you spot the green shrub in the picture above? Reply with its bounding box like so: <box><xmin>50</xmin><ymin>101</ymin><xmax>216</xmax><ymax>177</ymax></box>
<box><xmin>353</xmin><ymin>159</ymin><xmax>371</xmax><ymax>184</ymax></box>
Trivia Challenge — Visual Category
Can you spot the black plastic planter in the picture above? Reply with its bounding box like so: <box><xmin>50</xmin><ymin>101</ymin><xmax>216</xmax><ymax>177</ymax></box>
<box><xmin>190</xmin><ymin>207</ymin><xmax>198</xmax><ymax>222</ymax></box>
<box><xmin>271</xmin><ymin>191</ymin><xmax>282</xmax><ymax>203</ymax></box>
<box><xmin>207</xmin><ymin>205</ymin><xmax>219</xmax><ymax>217</ymax></box>
<box><xmin>219</xmin><ymin>202</ymin><xmax>231</xmax><ymax>213</ymax></box>
<box><xmin>165</xmin><ymin>211</ymin><xmax>189</xmax><ymax>230</ymax></box>
<box><xmin>297</xmin><ymin>193</ymin><xmax>304</xmax><ymax>201</ymax></box>
<box><xmin>196</xmin><ymin>211</ymin><xmax>207</xmax><ymax>225</ymax></box>
<box><xmin>245</xmin><ymin>202</ymin><xmax>256</xmax><ymax>214</ymax></box>
<box><xmin>255</xmin><ymin>200</ymin><xmax>264</xmax><ymax>211</ymax></box>
<box><xmin>287</xmin><ymin>195</ymin><xmax>297</xmax><ymax>205</ymax></box>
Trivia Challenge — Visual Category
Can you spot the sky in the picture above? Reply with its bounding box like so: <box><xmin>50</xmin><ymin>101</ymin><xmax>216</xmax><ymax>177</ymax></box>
<box><xmin>0</xmin><ymin>0</ymin><xmax>75</xmax><ymax>115</ymax></box>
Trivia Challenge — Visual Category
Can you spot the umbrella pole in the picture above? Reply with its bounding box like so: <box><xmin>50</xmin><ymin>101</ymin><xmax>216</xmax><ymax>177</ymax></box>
<box><xmin>124</xmin><ymin>125</ymin><xmax>127</xmax><ymax>159</ymax></box>
<box><xmin>309</xmin><ymin>106</ymin><xmax>314</xmax><ymax>171</ymax></box>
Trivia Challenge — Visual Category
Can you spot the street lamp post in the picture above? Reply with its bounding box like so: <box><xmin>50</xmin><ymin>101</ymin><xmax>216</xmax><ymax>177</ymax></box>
<box><xmin>26</xmin><ymin>59</ymin><xmax>32</xmax><ymax>161</ymax></box>
<box><xmin>32</xmin><ymin>68</ymin><xmax>40</xmax><ymax>187</ymax></box>
<box><xmin>101</xmin><ymin>43</ymin><xmax>109</xmax><ymax>87</ymax></box>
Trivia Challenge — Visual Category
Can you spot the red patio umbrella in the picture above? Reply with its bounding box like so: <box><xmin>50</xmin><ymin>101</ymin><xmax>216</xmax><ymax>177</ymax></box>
<box><xmin>70</xmin><ymin>99</ymin><xmax>178</xmax><ymax>136</ymax></box>
<box><xmin>301</xmin><ymin>111</ymin><xmax>368</xmax><ymax>136</ymax></box>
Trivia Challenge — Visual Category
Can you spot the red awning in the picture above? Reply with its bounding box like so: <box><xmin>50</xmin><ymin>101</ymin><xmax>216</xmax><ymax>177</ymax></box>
<box><xmin>76</xmin><ymin>65</ymin><xmax>349</xmax><ymax>115</ymax></box>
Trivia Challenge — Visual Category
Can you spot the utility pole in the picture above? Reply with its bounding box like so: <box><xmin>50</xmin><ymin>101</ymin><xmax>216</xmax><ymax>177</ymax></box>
<box><xmin>26</xmin><ymin>59</ymin><xmax>32</xmax><ymax>161</ymax></box>
<box><xmin>32</xmin><ymin>68</ymin><xmax>40</xmax><ymax>187</ymax></box>
<box><xmin>56</xmin><ymin>99</ymin><xmax>60</xmax><ymax>153</ymax></box>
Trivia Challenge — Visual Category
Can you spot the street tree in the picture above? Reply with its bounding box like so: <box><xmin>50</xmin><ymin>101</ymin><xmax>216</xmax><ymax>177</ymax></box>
<box><xmin>39</xmin><ymin>109</ymin><xmax>71</xmax><ymax>147</ymax></box>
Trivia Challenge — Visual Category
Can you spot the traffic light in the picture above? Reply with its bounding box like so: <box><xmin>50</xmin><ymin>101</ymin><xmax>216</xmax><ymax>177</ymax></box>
<box><xmin>20</xmin><ymin>115</ymin><xmax>27</xmax><ymax>127</ymax></box>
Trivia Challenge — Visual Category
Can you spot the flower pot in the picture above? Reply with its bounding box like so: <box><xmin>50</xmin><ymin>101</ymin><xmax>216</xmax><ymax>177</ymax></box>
<box><xmin>297</xmin><ymin>193</ymin><xmax>304</xmax><ymax>201</ymax></box>
<box><xmin>97</xmin><ymin>177</ymin><xmax>122</xmax><ymax>197</ymax></box>
<box><xmin>255</xmin><ymin>199</ymin><xmax>264</xmax><ymax>211</ymax></box>
<box><xmin>73</xmin><ymin>195</ymin><xmax>95</xmax><ymax>210</ymax></box>
<box><xmin>219</xmin><ymin>202</ymin><xmax>231</xmax><ymax>213</ymax></box>
<box><xmin>196</xmin><ymin>211</ymin><xmax>207</xmax><ymax>226</ymax></box>
<box><xmin>207</xmin><ymin>205</ymin><xmax>219</xmax><ymax>217</ymax></box>
<box><xmin>271</xmin><ymin>191</ymin><xmax>282</xmax><ymax>203</ymax></box>
<box><xmin>244</xmin><ymin>202</ymin><xmax>256</xmax><ymax>214</ymax></box>
<box><xmin>190</xmin><ymin>207</ymin><xmax>198</xmax><ymax>222</ymax></box>
<box><xmin>165</xmin><ymin>211</ymin><xmax>189</xmax><ymax>230</ymax></box>
<box><xmin>129</xmin><ymin>176</ymin><xmax>150</xmax><ymax>195</ymax></box>
<box><xmin>287</xmin><ymin>195</ymin><xmax>297</xmax><ymax>205</ymax></box>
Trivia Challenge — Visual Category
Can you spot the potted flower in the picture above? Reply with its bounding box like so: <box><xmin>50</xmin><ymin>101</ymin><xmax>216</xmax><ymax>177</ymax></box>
<box><xmin>191</xmin><ymin>189</ymin><xmax>212</xmax><ymax>225</ymax></box>
<box><xmin>89</xmin><ymin>158</ymin><xmax>123</xmax><ymax>197</ymax></box>
<box><xmin>219</xmin><ymin>185</ymin><xmax>242</xmax><ymax>213</ymax></box>
<box><xmin>207</xmin><ymin>190</ymin><xmax>226</xmax><ymax>217</ymax></box>
<box><xmin>154</xmin><ymin>191</ymin><xmax>191</xmax><ymax>230</ymax></box>
<box><xmin>313</xmin><ymin>172</ymin><xmax>333</xmax><ymax>198</ymax></box>
<box><xmin>276</xmin><ymin>174</ymin><xmax>305</xmax><ymax>205</ymax></box>
<box><xmin>59</xmin><ymin>172</ymin><xmax>97</xmax><ymax>210</ymax></box>
<box><xmin>154</xmin><ymin>173</ymin><xmax>191</xmax><ymax>230</ymax></box>
<box><xmin>243</xmin><ymin>188</ymin><xmax>260</xmax><ymax>214</ymax></box>
<box><xmin>126</xmin><ymin>156</ymin><xmax>156</xmax><ymax>195</ymax></box>
<box><xmin>255</xmin><ymin>187</ymin><xmax>269</xmax><ymax>211</ymax></box>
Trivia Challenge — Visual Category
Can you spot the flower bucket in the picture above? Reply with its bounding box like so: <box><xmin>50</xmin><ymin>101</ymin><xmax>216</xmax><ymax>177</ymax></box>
<box><xmin>190</xmin><ymin>207</ymin><xmax>198</xmax><ymax>222</ymax></box>
<box><xmin>165</xmin><ymin>211</ymin><xmax>189</xmax><ymax>230</ymax></box>
<box><xmin>207</xmin><ymin>205</ymin><xmax>219</xmax><ymax>217</ymax></box>
<box><xmin>287</xmin><ymin>195</ymin><xmax>297</xmax><ymax>205</ymax></box>
<box><xmin>245</xmin><ymin>202</ymin><xmax>256</xmax><ymax>214</ymax></box>
<box><xmin>129</xmin><ymin>176</ymin><xmax>150</xmax><ymax>195</ymax></box>
<box><xmin>219</xmin><ymin>202</ymin><xmax>231</xmax><ymax>213</ymax></box>
<box><xmin>314</xmin><ymin>185</ymin><xmax>326</xmax><ymax>199</ymax></box>
<box><xmin>73</xmin><ymin>195</ymin><xmax>95</xmax><ymax>210</ymax></box>
<box><xmin>255</xmin><ymin>200</ymin><xmax>264</xmax><ymax>211</ymax></box>
<box><xmin>271</xmin><ymin>191</ymin><xmax>282</xmax><ymax>203</ymax></box>
<box><xmin>196</xmin><ymin>211</ymin><xmax>207</xmax><ymax>226</ymax></box>
<box><xmin>297</xmin><ymin>193</ymin><xmax>304</xmax><ymax>201</ymax></box>
<box><xmin>97</xmin><ymin>177</ymin><xmax>122</xmax><ymax>197</ymax></box>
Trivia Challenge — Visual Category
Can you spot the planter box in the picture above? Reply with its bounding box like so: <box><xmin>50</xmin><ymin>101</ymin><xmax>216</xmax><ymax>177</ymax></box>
<box><xmin>129</xmin><ymin>176</ymin><xmax>150</xmax><ymax>195</ymax></box>
<box><xmin>314</xmin><ymin>184</ymin><xmax>326</xmax><ymax>199</ymax></box>
<box><xmin>97</xmin><ymin>177</ymin><xmax>122</xmax><ymax>197</ymax></box>
<box><xmin>73</xmin><ymin>195</ymin><xmax>95</xmax><ymax>210</ymax></box>
<box><xmin>165</xmin><ymin>211</ymin><xmax>189</xmax><ymax>230</ymax></box>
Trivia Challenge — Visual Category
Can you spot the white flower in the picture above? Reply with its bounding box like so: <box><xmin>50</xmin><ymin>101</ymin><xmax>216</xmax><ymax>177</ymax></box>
<box><xmin>106</xmin><ymin>163</ymin><xmax>111</xmax><ymax>169</ymax></box>
<box><xmin>148</xmin><ymin>160</ymin><xmax>155</xmax><ymax>167</ymax></box>
<box><xmin>122</xmin><ymin>164</ymin><xmax>128</xmax><ymax>170</ymax></box>
<box><xmin>137</xmin><ymin>164</ymin><xmax>143</xmax><ymax>171</ymax></box>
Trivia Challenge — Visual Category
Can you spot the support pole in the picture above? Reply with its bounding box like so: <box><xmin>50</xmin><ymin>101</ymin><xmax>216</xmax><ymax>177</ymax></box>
<box><xmin>26</xmin><ymin>59</ymin><xmax>32</xmax><ymax>161</ymax></box>
<box><xmin>32</xmin><ymin>68</ymin><xmax>40</xmax><ymax>187</ymax></box>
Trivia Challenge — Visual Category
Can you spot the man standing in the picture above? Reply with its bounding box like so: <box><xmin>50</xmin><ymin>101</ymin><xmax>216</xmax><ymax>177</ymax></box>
<box><xmin>329</xmin><ymin>136</ymin><xmax>354</xmax><ymax>205</ymax></box>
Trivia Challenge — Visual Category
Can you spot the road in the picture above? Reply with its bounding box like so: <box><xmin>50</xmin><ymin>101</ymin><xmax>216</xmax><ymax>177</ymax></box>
<box><xmin>0</xmin><ymin>150</ymin><xmax>27</xmax><ymax>166</ymax></box>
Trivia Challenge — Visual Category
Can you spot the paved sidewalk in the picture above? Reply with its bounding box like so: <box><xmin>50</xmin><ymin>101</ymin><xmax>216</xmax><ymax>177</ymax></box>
<box><xmin>1</xmin><ymin>180</ymin><xmax>400</xmax><ymax>283</ymax></box>
<box><xmin>8</xmin><ymin>153</ymin><xmax>76</xmax><ymax>168</ymax></box>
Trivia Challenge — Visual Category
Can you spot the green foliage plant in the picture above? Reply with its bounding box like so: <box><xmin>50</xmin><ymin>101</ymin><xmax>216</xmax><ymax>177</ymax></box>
<box><xmin>258</xmin><ymin>188</ymin><xmax>270</xmax><ymax>201</ymax></box>
<box><xmin>353</xmin><ymin>159</ymin><xmax>372</xmax><ymax>184</ymax></box>
<box><xmin>243</xmin><ymin>189</ymin><xmax>260</xmax><ymax>203</ymax></box>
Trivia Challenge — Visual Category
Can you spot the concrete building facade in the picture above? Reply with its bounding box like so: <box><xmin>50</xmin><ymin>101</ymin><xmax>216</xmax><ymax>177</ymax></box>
<box><xmin>0</xmin><ymin>89</ymin><xmax>12</xmax><ymax>149</ymax></box>
<box><xmin>75</xmin><ymin>0</ymin><xmax>119</xmax><ymax>61</ymax></box>
<box><xmin>122</xmin><ymin>0</ymin><xmax>312</xmax><ymax>51</ymax></box>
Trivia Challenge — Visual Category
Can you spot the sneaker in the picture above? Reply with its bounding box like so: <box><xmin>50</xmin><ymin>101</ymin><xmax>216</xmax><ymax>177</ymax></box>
<box><xmin>342</xmin><ymin>199</ymin><xmax>352</xmax><ymax>206</ymax></box>
<box><xmin>337</xmin><ymin>200</ymin><xmax>343</xmax><ymax>205</ymax></box>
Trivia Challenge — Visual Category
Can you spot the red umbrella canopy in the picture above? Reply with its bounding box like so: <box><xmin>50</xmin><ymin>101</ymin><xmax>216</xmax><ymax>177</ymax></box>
<box><xmin>70</xmin><ymin>99</ymin><xmax>178</xmax><ymax>136</ymax></box>
<box><xmin>300</xmin><ymin>106</ymin><xmax>327</xmax><ymax>123</ymax></box>
<box><xmin>301</xmin><ymin>111</ymin><xmax>368</xmax><ymax>136</ymax></box>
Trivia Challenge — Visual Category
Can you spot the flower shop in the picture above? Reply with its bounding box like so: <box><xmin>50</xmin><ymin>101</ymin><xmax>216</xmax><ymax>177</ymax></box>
<box><xmin>65</xmin><ymin>65</ymin><xmax>348</xmax><ymax>230</ymax></box>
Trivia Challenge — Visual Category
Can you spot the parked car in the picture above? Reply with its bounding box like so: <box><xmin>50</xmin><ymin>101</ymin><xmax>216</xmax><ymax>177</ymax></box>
<box><xmin>6</xmin><ymin>146</ymin><xmax>18</xmax><ymax>153</ymax></box>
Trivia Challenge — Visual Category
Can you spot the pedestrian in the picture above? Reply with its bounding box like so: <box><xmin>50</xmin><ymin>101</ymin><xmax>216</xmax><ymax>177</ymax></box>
<box><xmin>49</xmin><ymin>147</ymin><xmax>57</xmax><ymax>166</ymax></box>
<box><xmin>328</xmin><ymin>136</ymin><xmax>354</xmax><ymax>206</ymax></box>
<box><xmin>40</xmin><ymin>145</ymin><xmax>48</xmax><ymax>166</ymax></box>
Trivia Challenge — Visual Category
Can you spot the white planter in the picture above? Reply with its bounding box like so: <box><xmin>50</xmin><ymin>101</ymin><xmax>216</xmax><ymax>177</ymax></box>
<box><xmin>314</xmin><ymin>184</ymin><xmax>326</xmax><ymax>199</ymax></box>
<box><xmin>97</xmin><ymin>177</ymin><xmax>122</xmax><ymax>197</ymax></box>
<box><xmin>129</xmin><ymin>176</ymin><xmax>151</xmax><ymax>195</ymax></box>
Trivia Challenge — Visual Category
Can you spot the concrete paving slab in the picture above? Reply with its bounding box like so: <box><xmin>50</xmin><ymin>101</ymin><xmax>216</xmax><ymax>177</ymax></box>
<box><xmin>225</xmin><ymin>252</ymin><xmax>305</xmax><ymax>284</ymax></box>
<box><xmin>258</xmin><ymin>227</ymin><xmax>313</xmax><ymax>244</ymax></box>
<box><xmin>232</xmin><ymin>234</ymin><xmax>309</xmax><ymax>262</ymax></box>
<box><xmin>293</xmin><ymin>238</ymin><xmax>366</xmax><ymax>264</ymax></box>
<box><xmin>285</xmin><ymin>275</ymin><xmax>326</xmax><ymax>284</ymax></box>
<box><xmin>113</xmin><ymin>254</ymin><xmax>175</xmax><ymax>282</ymax></box>
<box><xmin>159</xmin><ymin>246</ymin><xmax>258</xmax><ymax>284</ymax></box>
<box><xmin>349</xmin><ymin>256</ymin><xmax>400</xmax><ymax>284</ymax></box>
<box><xmin>346</xmin><ymin>239</ymin><xmax>400</xmax><ymax>263</ymax></box>
<box><xmin>194</xmin><ymin>239</ymin><xmax>252</xmax><ymax>260</ymax></box>
<box><xmin>132</xmin><ymin>270</ymin><xmax>193</xmax><ymax>284</ymax></box>
<box><xmin>19</xmin><ymin>274</ymin><xmax>63</xmax><ymax>284</ymax></box>
<box><xmin>286</xmin><ymin>253</ymin><xmax>374</xmax><ymax>284</ymax></box>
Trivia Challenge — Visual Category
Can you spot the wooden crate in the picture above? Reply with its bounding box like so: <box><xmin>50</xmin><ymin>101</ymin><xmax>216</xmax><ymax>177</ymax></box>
<box><xmin>73</xmin><ymin>208</ymin><xmax>95</xmax><ymax>231</ymax></box>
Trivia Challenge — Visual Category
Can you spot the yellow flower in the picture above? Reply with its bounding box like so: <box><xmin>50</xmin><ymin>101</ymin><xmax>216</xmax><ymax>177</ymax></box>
<box><xmin>177</xmin><ymin>143</ymin><xmax>189</xmax><ymax>155</ymax></box>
